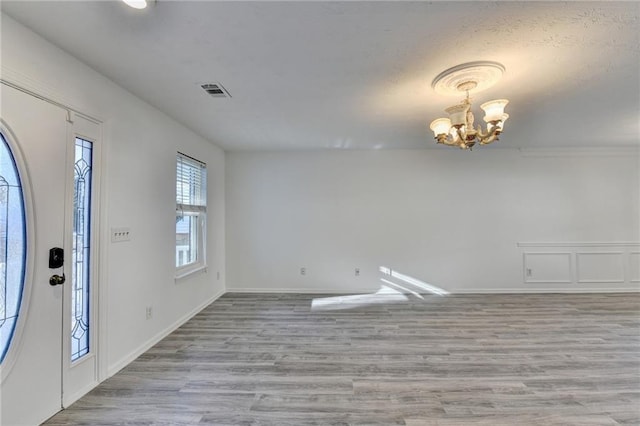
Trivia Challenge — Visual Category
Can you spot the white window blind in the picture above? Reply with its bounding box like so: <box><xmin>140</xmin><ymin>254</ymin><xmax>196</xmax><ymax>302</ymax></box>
<box><xmin>176</xmin><ymin>153</ymin><xmax>207</xmax><ymax>272</ymax></box>
<box><xmin>176</xmin><ymin>153</ymin><xmax>206</xmax><ymax>214</ymax></box>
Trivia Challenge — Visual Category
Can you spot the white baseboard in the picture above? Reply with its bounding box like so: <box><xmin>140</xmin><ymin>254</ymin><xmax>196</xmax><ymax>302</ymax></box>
<box><xmin>226</xmin><ymin>287</ymin><xmax>381</xmax><ymax>294</ymax></box>
<box><xmin>107</xmin><ymin>288</ymin><xmax>225</xmax><ymax>378</ymax></box>
<box><xmin>449</xmin><ymin>287</ymin><xmax>640</xmax><ymax>294</ymax></box>
<box><xmin>63</xmin><ymin>380</ymin><xmax>99</xmax><ymax>408</ymax></box>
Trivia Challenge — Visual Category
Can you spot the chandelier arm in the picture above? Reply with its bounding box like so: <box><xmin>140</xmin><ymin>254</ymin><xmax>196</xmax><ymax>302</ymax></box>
<box><xmin>476</xmin><ymin>125</ymin><xmax>489</xmax><ymax>139</ymax></box>
<box><xmin>444</xmin><ymin>135</ymin><xmax>459</xmax><ymax>146</ymax></box>
<box><xmin>477</xmin><ymin>124</ymin><xmax>501</xmax><ymax>144</ymax></box>
<box><xmin>434</xmin><ymin>133</ymin><xmax>458</xmax><ymax>146</ymax></box>
<box><xmin>479</xmin><ymin>133</ymin><xmax>499</xmax><ymax>145</ymax></box>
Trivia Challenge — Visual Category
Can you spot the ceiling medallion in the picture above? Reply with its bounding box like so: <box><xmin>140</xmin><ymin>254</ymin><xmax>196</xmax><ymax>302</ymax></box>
<box><xmin>429</xmin><ymin>61</ymin><xmax>509</xmax><ymax>150</ymax></box>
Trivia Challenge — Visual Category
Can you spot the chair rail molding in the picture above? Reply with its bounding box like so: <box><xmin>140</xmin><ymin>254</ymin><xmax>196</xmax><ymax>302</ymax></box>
<box><xmin>518</xmin><ymin>241</ymin><xmax>640</xmax><ymax>248</ymax></box>
<box><xmin>518</xmin><ymin>147</ymin><xmax>640</xmax><ymax>157</ymax></box>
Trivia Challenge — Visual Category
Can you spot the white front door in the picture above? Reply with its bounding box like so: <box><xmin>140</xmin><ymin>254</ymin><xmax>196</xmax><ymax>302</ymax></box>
<box><xmin>0</xmin><ymin>84</ymin><xmax>100</xmax><ymax>425</ymax></box>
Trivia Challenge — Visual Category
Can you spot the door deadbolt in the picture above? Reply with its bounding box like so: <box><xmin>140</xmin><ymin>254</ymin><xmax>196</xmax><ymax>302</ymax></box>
<box><xmin>49</xmin><ymin>247</ymin><xmax>64</xmax><ymax>269</ymax></box>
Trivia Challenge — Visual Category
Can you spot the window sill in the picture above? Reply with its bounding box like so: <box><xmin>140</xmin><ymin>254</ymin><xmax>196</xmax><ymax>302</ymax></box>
<box><xmin>175</xmin><ymin>264</ymin><xmax>207</xmax><ymax>282</ymax></box>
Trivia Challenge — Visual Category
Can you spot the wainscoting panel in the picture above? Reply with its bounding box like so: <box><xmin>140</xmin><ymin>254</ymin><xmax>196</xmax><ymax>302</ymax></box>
<box><xmin>518</xmin><ymin>242</ymin><xmax>640</xmax><ymax>290</ymax></box>
<box><xmin>576</xmin><ymin>252</ymin><xmax>625</xmax><ymax>283</ymax></box>
<box><xmin>523</xmin><ymin>252</ymin><xmax>572</xmax><ymax>283</ymax></box>
<box><xmin>631</xmin><ymin>252</ymin><xmax>640</xmax><ymax>283</ymax></box>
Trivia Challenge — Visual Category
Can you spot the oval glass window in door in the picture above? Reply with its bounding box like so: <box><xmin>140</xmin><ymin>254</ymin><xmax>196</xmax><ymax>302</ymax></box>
<box><xmin>0</xmin><ymin>131</ymin><xmax>27</xmax><ymax>363</ymax></box>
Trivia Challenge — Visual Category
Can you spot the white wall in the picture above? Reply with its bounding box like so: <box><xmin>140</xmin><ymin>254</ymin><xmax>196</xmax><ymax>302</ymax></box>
<box><xmin>1</xmin><ymin>15</ymin><xmax>225</xmax><ymax>376</ymax></box>
<box><xmin>226</xmin><ymin>149</ymin><xmax>639</xmax><ymax>294</ymax></box>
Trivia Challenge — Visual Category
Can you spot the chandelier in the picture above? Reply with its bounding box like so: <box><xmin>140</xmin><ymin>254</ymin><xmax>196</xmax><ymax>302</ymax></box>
<box><xmin>429</xmin><ymin>61</ymin><xmax>509</xmax><ymax>150</ymax></box>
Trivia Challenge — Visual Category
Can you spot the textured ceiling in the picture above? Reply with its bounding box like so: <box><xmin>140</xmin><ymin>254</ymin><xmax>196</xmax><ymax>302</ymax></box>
<box><xmin>2</xmin><ymin>1</ymin><xmax>639</xmax><ymax>151</ymax></box>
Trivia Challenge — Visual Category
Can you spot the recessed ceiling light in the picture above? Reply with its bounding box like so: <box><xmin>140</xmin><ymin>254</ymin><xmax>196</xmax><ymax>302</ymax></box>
<box><xmin>122</xmin><ymin>0</ymin><xmax>148</xmax><ymax>10</ymax></box>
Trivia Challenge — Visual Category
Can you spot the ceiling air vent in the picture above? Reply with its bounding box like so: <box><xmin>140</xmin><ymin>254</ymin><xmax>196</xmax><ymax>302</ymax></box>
<box><xmin>200</xmin><ymin>83</ymin><xmax>231</xmax><ymax>98</ymax></box>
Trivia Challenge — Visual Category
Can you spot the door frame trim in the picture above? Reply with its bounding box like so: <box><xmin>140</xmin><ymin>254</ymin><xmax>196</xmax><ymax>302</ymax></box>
<box><xmin>1</xmin><ymin>77</ymin><xmax>108</xmax><ymax>397</ymax></box>
<box><xmin>61</xmin><ymin>115</ymin><xmax>104</xmax><ymax>407</ymax></box>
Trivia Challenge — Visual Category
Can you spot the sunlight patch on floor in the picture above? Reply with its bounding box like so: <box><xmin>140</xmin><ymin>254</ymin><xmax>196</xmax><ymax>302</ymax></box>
<box><xmin>311</xmin><ymin>267</ymin><xmax>448</xmax><ymax>311</ymax></box>
<box><xmin>311</xmin><ymin>285</ymin><xmax>408</xmax><ymax>311</ymax></box>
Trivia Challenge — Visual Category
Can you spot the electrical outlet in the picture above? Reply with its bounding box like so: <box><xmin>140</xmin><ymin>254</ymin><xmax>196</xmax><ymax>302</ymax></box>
<box><xmin>145</xmin><ymin>306</ymin><xmax>153</xmax><ymax>320</ymax></box>
<box><xmin>111</xmin><ymin>227</ymin><xmax>131</xmax><ymax>243</ymax></box>
<box><xmin>355</xmin><ymin>268</ymin><xmax>360</xmax><ymax>276</ymax></box>
<box><xmin>300</xmin><ymin>267</ymin><xmax>306</xmax><ymax>276</ymax></box>
<box><xmin>217</xmin><ymin>271</ymin><xmax>220</xmax><ymax>280</ymax></box>
<box><xmin>526</xmin><ymin>268</ymin><xmax>532</xmax><ymax>277</ymax></box>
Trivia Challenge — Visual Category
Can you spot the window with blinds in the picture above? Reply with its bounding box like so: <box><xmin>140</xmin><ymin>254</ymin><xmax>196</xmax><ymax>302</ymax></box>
<box><xmin>176</xmin><ymin>153</ymin><xmax>207</xmax><ymax>272</ymax></box>
<box><xmin>176</xmin><ymin>154</ymin><xmax>206</xmax><ymax>211</ymax></box>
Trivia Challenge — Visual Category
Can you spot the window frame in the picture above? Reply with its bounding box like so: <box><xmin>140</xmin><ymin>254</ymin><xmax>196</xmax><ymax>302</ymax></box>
<box><xmin>0</xmin><ymin>130</ymin><xmax>27</xmax><ymax>364</ymax></box>
<box><xmin>175</xmin><ymin>152</ymin><xmax>207</xmax><ymax>279</ymax></box>
<box><xmin>70</xmin><ymin>136</ymin><xmax>94</xmax><ymax>363</ymax></box>
<box><xmin>0</xmin><ymin>121</ymin><xmax>36</xmax><ymax>381</ymax></box>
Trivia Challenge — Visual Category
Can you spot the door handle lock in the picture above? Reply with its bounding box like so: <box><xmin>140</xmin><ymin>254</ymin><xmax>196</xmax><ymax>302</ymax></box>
<box><xmin>48</xmin><ymin>247</ymin><xmax>65</xmax><ymax>286</ymax></box>
<box><xmin>49</xmin><ymin>273</ymin><xmax>65</xmax><ymax>286</ymax></box>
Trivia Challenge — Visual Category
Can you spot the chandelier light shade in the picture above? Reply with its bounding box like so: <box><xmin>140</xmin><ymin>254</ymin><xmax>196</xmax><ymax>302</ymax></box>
<box><xmin>122</xmin><ymin>0</ymin><xmax>147</xmax><ymax>9</ymax></box>
<box><xmin>429</xmin><ymin>61</ymin><xmax>509</xmax><ymax>150</ymax></box>
<box><xmin>481</xmin><ymin>99</ymin><xmax>509</xmax><ymax>122</ymax></box>
<box><xmin>429</xmin><ymin>118</ymin><xmax>452</xmax><ymax>136</ymax></box>
<box><xmin>445</xmin><ymin>104</ymin><xmax>468</xmax><ymax>126</ymax></box>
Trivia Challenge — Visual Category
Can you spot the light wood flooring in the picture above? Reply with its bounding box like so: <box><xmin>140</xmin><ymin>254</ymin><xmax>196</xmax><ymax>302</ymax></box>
<box><xmin>45</xmin><ymin>293</ymin><xmax>640</xmax><ymax>425</ymax></box>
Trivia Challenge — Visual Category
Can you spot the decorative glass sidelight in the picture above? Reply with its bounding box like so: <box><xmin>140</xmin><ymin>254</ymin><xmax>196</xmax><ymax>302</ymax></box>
<box><xmin>0</xmin><ymin>132</ymin><xmax>27</xmax><ymax>363</ymax></box>
<box><xmin>71</xmin><ymin>138</ymin><xmax>92</xmax><ymax>361</ymax></box>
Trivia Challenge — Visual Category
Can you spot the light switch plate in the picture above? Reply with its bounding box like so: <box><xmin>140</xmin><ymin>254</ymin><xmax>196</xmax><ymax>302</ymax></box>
<box><xmin>111</xmin><ymin>227</ymin><xmax>131</xmax><ymax>243</ymax></box>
